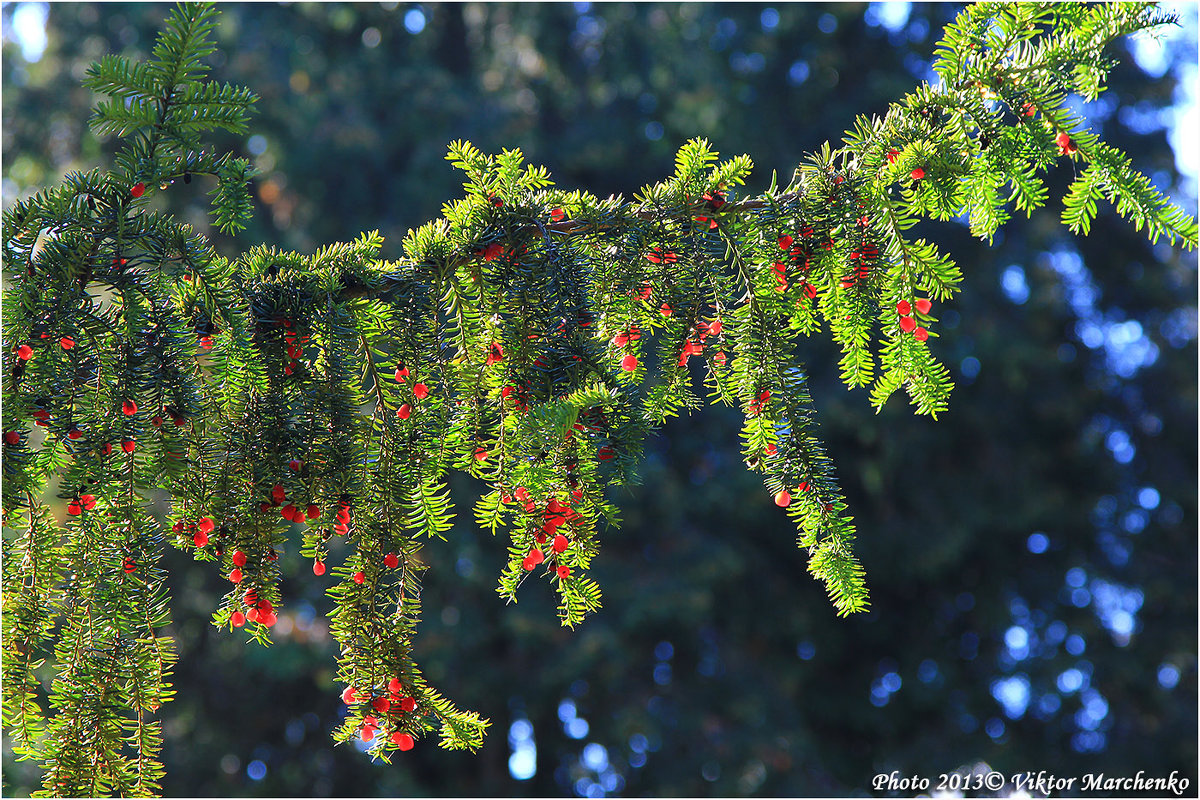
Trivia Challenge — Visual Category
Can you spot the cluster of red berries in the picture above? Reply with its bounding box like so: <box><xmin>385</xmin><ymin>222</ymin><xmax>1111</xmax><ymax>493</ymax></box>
<box><xmin>258</xmin><ymin>480</ymin><xmax>321</xmax><ymax>525</ymax></box>
<box><xmin>644</xmin><ymin>248</ymin><xmax>678</xmax><ymax>265</ymax></box>
<box><xmin>343</xmin><ymin>677</ymin><xmax>419</xmax><ymax>749</ymax></box>
<box><xmin>747</xmin><ymin>388</ymin><xmax>772</xmax><ymax>417</ymax></box>
<box><xmin>234</xmin><ymin>588</ymin><xmax>277</xmax><ymax>628</ymax></box>
<box><xmin>501</xmin><ymin>491</ymin><xmax>577</xmax><ymax>578</ymax></box>
<box><xmin>896</xmin><ymin>298</ymin><xmax>933</xmax><ymax>342</ymax></box>
<box><xmin>841</xmin><ymin>241</ymin><xmax>879</xmax><ymax>290</ymax></box>
<box><xmin>692</xmin><ymin>190</ymin><xmax>726</xmax><ymax>230</ymax></box>
<box><xmin>66</xmin><ymin>492</ymin><xmax>98</xmax><ymax>516</ymax></box>
<box><xmin>281</xmin><ymin>325</ymin><xmax>308</xmax><ymax>376</ymax></box>
<box><xmin>394</xmin><ymin>364</ymin><xmax>430</xmax><ymax>420</ymax></box>
<box><xmin>773</xmin><ymin>228</ymin><xmax>822</xmax><ymax>297</ymax></box>
<box><xmin>676</xmin><ymin>317</ymin><xmax>721</xmax><ymax>368</ymax></box>
<box><xmin>176</xmin><ymin>516</ymin><xmax>217</xmax><ymax>547</ymax></box>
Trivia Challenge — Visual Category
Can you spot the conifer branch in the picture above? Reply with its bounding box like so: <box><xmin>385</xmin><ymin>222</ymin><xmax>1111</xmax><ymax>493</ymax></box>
<box><xmin>3</xmin><ymin>2</ymin><xmax>1196</xmax><ymax>792</ymax></box>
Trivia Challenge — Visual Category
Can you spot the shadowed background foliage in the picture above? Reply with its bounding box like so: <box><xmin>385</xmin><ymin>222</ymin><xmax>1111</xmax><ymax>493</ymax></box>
<box><xmin>2</xmin><ymin>2</ymin><xmax>1196</xmax><ymax>796</ymax></box>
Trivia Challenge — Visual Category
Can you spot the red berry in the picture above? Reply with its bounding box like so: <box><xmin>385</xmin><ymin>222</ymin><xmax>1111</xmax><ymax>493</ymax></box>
<box><xmin>121</xmin><ymin>399</ymin><xmax>137</xmax><ymax>416</ymax></box>
<box><xmin>598</xmin><ymin>445</ymin><xmax>614</xmax><ymax>461</ymax></box>
<box><xmin>313</xmin><ymin>559</ymin><xmax>326</xmax><ymax>576</ymax></box>
<box><xmin>620</xmin><ymin>354</ymin><xmax>638</xmax><ymax>372</ymax></box>
<box><xmin>281</xmin><ymin>504</ymin><xmax>298</xmax><ymax>521</ymax></box>
<box><xmin>16</xmin><ymin>344</ymin><xmax>33</xmax><ymax>360</ymax></box>
<box><xmin>353</xmin><ymin>570</ymin><xmax>365</xmax><ymax>584</ymax></box>
<box><xmin>886</xmin><ymin>149</ymin><xmax>900</xmax><ymax>164</ymax></box>
<box><xmin>198</xmin><ymin>517</ymin><xmax>215</xmax><ymax>534</ymax></box>
<box><xmin>910</xmin><ymin>167</ymin><xmax>925</xmax><ymax>181</ymax></box>
<box><xmin>67</xmin><ymin>502</ymin><xmax>82</xmax><ymax>516</ymax></box>
<box><xmin>899</xmin><ymin>315</ymin><xmax>917</xmax><ymax>333</ymax></box>
<box><xmin>259</xmin><ymin>502</ymin><xmax>271</xmax><ymax>513</ymax></box>
<box><xmin>896</xmin><ymin>300</ymin><xmax>911</xmax><ymax>316</ymax></box>
<box><xmin>123</xmin><ymin>557</ymin><xmax>137</xmax><ymax>574</ymax></box>
<box><xmin>389</xmin><ymin>677</ymin><xmax>403</xmax><ymax>695</ymax></box>
<box><xmin>4</xmin><ymin>431</ymin><xmax>19</xmax><ymax>445</ymax></box>
<box><xmin>307</xmin><ymin>504</ymin><xmax>320</xmax><ymax>520</ymax></box>
<box><xmin>486</xmin><ymin>341</ymin><xmax>505</xmax><ymax>365</ymax></box>
<box><xmin>778</xmin><ymin>235</ymin><xmax>793</xmax><ymax>250</ymax></box>
<box><xmin>60</xmin><ymin>337</ymin><xmax>75</xmax><ymax>350</ymax></box>
<box><xmin>373</xmin><ymin>697</ymin><xmax>391</xmax><ymax>712</ymax></box>
<box><xmin>131</xmin><ymin>182</ymin><xmax>146</xmax><ymax>198</ymax></box>
<box><xmin>551</xmin><ymin>207</ymin><xmax>565</xmax><ymax>222</ymax></box>
<box><xmin>535</xmin><ymin>532</ymin><xmax>547</xmax><ymax>545</ymax></box>
<box><xmin>530</xmin><ymin>548</ymin><xmax>544</xmax><ymax>565</ymax></box>
<box><xmin>259</xmin><ymin>610</ymin><xmax>277</xmax><ymax>627</ymax></box>
<box><xmin>557</xmin><ymin>565</ymin><xmax>571</xmax><ymax>580</ymax></box>
<box><xmin>660</xmin><ymin>303</ymin><xmax>673</xmax><ymax>316</ymax></box>
<box><xmin>80</xmin><ymin>494</ymin><xmax>96</xmax><ymax>510</ymax></box>
<box><xmin>399</xmin><ymin>696</ymin><xmax>416</xmax><ymax>713</ymax></box>
<box><xmin>384</xmin><ymin>553</ymin><xmax>399</xmax><ymax>569</ymax></box>
<box><xmin>915</xmin><ymin>298</ymin><xmax>932</xmax><ymax>315</ymax></box>
<box><xmin>522</xmin><ymin>556</ymin><xmax>536</xmax><ymax>571</ymax></box>
<box><xmin>288</xmin><ymin>459</ymin><xmax>302</xmax><ymax>472</ymax></box>
<box><xmin>151</xmin><ymin>415</ymin><xmax>163</xmax><ymax>428</ymax></box>
<box><xmin>413</xmin><ymin>383</ymin><xmax>429</xmax><ymax>400</ymax></box>
<box><xmin>69</xmin><ymin>428</ymin><xmax>84</xmax><ymax>440</ymax></box>
<box><xmin>229</xmin><ymin>568</ymin><xmax>243</xmax><ymax>584</ymax></box>
<box><xmin>913</xmin><ymin>327</ymin><xmax>929</xmax><ymax>342</ymax></box>
<box><xmin>122</xmin><ymin>439</ymin><xmax>136</xmax><ymax>453</ymax></box>
<box><xmin>101</xmin><ymin>442</ymin><xmax>112</xmax><ymax>455</ymax></box>
<box><xmin>397</xmin><ymin>403</ymin><xmax>411</xmax><ymax>420</ymax></box>
<box><xmin>774</xmin><ymin>489</ymin><xmax>792</xmax><ymax>507</ymax></box>
<box><xmin>474</xmin><ymin>447</ymin><xmax>488</xmax><ymax>461</ymax></box>
<box><xmin>174</xmin><ymin>415</ymin><xmax>186</xmax><ymax>427</ymax></box>
<box><xmin>193</xmin><ymin>531</ymin><xmax>209</xmax><ymax>547</ymax></box>
<box><xmin>232</xmin><ymin>550</ymin><xmax>247</xmax><ymax>567</ymax></box>
<box><xmin>552</xmin><ymin>534</ymin><xmax>569</xmax><ymax>554</ymax></box>
<box><xmin>360</xmin><ymin>725</ymin><xmax>376</xmax><ymax>743</ymax></box>
<box><xmin>246</xmin><ymin>607</ymin><xmax>259</xmax><ymax>622</ymax></box>
<box><xmin>243</xmin><ymin>589</ymin><xmax>258</xmax><ymax>606</ymax></box>
<box><xmin>231</xmin><ymin>611</ymin><xmax>246</xmax><ymax>627</ymax></box>
<box><xmin>392</xmin><ymin>732</ymin><xmax>414</xmax><ymax>750</ymax></box>
<box><xmin>271</xmin><ymin>484</ymin><xmax>286</xmax><ymax>505</ymax></box>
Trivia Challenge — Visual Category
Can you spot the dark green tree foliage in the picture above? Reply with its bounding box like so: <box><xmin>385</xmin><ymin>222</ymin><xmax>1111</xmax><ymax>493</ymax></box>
<box><xmin>2</xmin><ymin>3</ymin><xmax>1195</xmax><ymax>794</ymax></box>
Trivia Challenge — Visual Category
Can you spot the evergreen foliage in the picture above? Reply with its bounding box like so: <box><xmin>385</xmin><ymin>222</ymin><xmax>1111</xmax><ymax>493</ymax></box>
<box><xmin>2</xmin><ymin>2</ymin><xmax>1194</xmax><ymax>794</ymax></box>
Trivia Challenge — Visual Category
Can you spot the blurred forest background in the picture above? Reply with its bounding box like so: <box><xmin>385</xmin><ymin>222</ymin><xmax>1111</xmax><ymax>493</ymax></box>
<box><xmin>2</xmin><ymin>2</ymin><xmax>1196</xmax><ymax>796</ymax></box>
